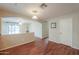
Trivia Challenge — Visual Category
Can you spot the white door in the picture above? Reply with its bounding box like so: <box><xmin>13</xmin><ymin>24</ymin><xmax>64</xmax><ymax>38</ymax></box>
<box><xmin>59</xmin><ymin>18</ymin><xmax>72</xmax><ymax>46</ymax></box>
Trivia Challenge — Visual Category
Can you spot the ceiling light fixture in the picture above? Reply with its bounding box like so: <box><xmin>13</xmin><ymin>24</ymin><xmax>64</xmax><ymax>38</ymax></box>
<box><xmin>32</xmin><ymin>10</ymin><xmax>38</xmax><ymax>20</ymax></box>
<box><xmin>32</xmin><ymin>10</ymin><xmax>38</xmax><ymax>13</ymax></box>
<box><xmin>19</xmin><ymin>22</ymin><xmax>22</xmax><ymax>25</ymax></box>
<box><xmin>32</xmin><ymin>15</ymin><xmax>38</xmax><ymax>20</ymax></box>
<box><xmin>31</xmin><ymin>3</ymin><xmax>47</xmax><ymax>20</ymax></box>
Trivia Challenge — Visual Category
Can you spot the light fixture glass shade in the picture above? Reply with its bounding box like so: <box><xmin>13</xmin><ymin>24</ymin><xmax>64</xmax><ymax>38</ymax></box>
<box><xmin>19</xmin><ymin>22</ymin><xmax>22</xmax><ymax>25</ymax></box>
<box><xmin>32</xmin><ymin>16</ymin><xmax>38</xmax><ymax>20</ymax></box>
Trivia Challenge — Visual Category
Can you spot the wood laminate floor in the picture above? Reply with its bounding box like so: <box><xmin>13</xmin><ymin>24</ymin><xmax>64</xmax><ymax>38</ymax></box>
<box><xmin>0</xmin><ymin>39</ymin><xmax>79</xmax><ymax>55</ymax></box>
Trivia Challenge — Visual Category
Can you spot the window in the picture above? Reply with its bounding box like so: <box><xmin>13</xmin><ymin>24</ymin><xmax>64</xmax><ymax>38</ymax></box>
<box><xmin>8</xmin><ymin>23</ymin><xmax>20</xmax><ymax>34</ymax></box>
<box><xmin>2</xmin><ymin>17</ymin><xmax>21</xmax><ymax>35</ymax></box>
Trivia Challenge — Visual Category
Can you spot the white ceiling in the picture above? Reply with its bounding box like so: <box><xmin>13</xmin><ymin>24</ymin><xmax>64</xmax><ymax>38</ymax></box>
<box><xmin>2</xmin><ymin>17</ymin><xmax>33</xmax><ymax>23</ymax></box>
<box><xmin>0</xmin><ymin>3</ymin><xmax>79</xmax><ymax>21</ymax></box>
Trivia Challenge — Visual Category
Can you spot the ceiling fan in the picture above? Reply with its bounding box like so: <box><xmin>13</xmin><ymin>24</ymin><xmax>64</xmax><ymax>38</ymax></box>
<box><xmin>32</xmin><ymin>3</ymin><xmax>48</xmax><ymax>20</ymax></box>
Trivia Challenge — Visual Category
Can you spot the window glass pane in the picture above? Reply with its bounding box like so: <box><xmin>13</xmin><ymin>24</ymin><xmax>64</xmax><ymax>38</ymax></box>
<box><xmin>7</xmin><ymin>23</ymin><xmax>20</xmax><ymax>34</ymax></box>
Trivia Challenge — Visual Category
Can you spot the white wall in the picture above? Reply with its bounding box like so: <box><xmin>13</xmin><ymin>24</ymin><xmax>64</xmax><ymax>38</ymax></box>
<box><xmin>49</xmin><ymin>17</ymin><xmax>73</xmax><ymax>46</ymax></box>
<box><xmin>29</xmin><ymin>21</ymin><xmax>42</xmax><ymax>38</ymax></box>
<box><xmin>49</xmin><ymin>19</ymin><xmax>60</xmax><ymax>43</ymax></box>
<box><xmin>0</xmin><ymin>17</ymin><xmax>1</xmax><ymax>35</ymax></box>
<box><xmin>0</xmin><ymin>17</ymin><xmax>2</xmax><ymax>49</ymax></box>
<box><xmin>59</xmin><ymin>18</ymin><xmax>72</xmax><ymax>46</ymax></box>
<box><xmin>49</xmin><ymin>18</ymin><xmax>72</xmax><ymax>45</ymax></box>
<box><xmin>20</xmin><ymin>23</ymin><xmax>29</xmax><ymax>33</ymax></box>
<box><xmin>48</xmin><ymin>12</ymin><xmax>79</xmax><ymax>49</ymax></box>
<box><xmin>42</xmin><ymin>21</ymin><xmax>48</xmax><ymax>38</ymax></box>
<box><xmin>72</xmin><ymin>15</ymin><xmax>79</xmax><ymax>49</ymax></box>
